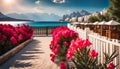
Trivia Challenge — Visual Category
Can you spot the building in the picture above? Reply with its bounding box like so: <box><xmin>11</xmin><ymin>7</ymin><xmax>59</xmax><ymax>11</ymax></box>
<box><xmin>66</xmin><ymin>9</ymin><xmax>108</xmax><ymax>22</ymax></box>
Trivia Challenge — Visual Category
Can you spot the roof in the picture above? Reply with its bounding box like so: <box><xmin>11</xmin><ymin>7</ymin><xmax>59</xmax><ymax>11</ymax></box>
<box><xmin>105</xmin><ymin>20</ymin><xmax>120</xmax><ymax>25</ymax></box>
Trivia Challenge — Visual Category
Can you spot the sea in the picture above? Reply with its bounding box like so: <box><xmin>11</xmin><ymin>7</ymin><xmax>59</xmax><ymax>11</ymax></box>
<box><xmin>0</xmin><ymin>21</ymin><xmax>68</xmax><ymax>27</ymax></box>
<box><xmin>28</xmin><ymin>21</ymin><xmax>68</xmax><ymax>27</ymax></box>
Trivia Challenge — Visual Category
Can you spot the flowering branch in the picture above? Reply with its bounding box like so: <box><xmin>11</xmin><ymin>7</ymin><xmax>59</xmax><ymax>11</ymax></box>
<box><xmin>66</xmin><ymin>37</ymin><xmax>118</xmax><ymax>69</ymax></box>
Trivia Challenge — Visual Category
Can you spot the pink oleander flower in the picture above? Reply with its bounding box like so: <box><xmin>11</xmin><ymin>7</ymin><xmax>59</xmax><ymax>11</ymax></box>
<box><xmin>18</xmin><ymin>34</ymin><xmax>23</xmax><ymax>41</ymax></box>
<box><xmin>10</xmin><ymin>36</ymin><xmax>18</xmax><ymax>45</ymax></box>
<box><xmin>54</xmin><ymin>36</ymin><xmax>60</xmax><ymax>43</ymax></box>
<box><xmin>50</xmin><ymin>54</ymin><xmax>55</xmax><ymax>62</ymax></box>
<box><xmin>56</xmin><ymin>44</ymin><xmax>60</xmax><ymax>48</ymax></box>
<box><xmin>66</xmin><ymin>50</ymin><xmax>74</xmax><ymax>59</ymax></box>
<box><xmin>13</xmin><ymin>31</ymin><xmax>18</xmax><ymax>38</ymax></box>
<box><xmin>60</xmin><ymin>62</ymin><xmax>67</xmax><ymax>69</ymax></box>
<box><xmin>89</xmin><ymin>49</ymin><xmax>98</xmax><ymax>58</ymax></box>
<box><xmin>83</xmin><ymin>39</ymin><xmax>92</xmax><ymax>46</ymax></box>
<box><xmin>54</xmin><ymin>48</ymin><xmax>59</xmax><ymax>55</ymax></box>
<box><xmin>66</xmin><ymin>40</ymin><xmax>76</xmax><ymax>59</ymax></box>
<box><xmin>27</xmin><ymin>33</ymin><xmax>31</xmax><ymax>39</ymax></box>
<box><xmin>2</xmin><ymin>35</ymin><xmax>7</xmax><ymax>40</ymax></box>
<box><xmin>75</xmin><ymin>38</ymin><xmax>85</xmax><ymax>49</ymax></box>
<box><xmin>62</xmin><ymin>30</ymin><xmax>70</xmax><ymax>38</ymax></box>
<box><xmin>0</xmin><ymin>34</ymin><xmax>7</xmax><ymax>42</ymax></box>
<box><xmin>70</xmin><ymin>30</ymin><xmax>78</xmax><ymax>37</ymax></box>
<box><xmin>64</xmin><ymin>41</ymin><xmax>68</xmax><ymax>46</ymax></box>
<box><xmin>2</xmin><ymin>28</ymin><xmax>13</xmax><ymax>36</ymax></box>
<box><xmin>107</xmin><ymin>62</ymin><xmax>115</xmax><ymax>69</ymax></box>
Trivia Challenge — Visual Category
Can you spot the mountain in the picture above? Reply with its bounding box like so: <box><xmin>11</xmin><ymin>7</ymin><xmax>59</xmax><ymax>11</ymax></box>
<box><xmin>7</xmin><ymin>13</ymin><xmax>61</xmax><ymax>21</ymax></box>
<box><xmin>62</xmin><ymin>10</ymin><xmax>91</xmax><ymax>20</ymax></box>
<box><xmin>0</xmin><ymin>12</ymin><xmax>7</xmax><ymax>18</ymax></box>
<box><xmin>0</xmin><ymin>12</ymin><xmax>31</xmax><ymax>21</ymax></box>
<box><xmin>80</xmin><ymin>10</ymin><xmax>91</xmax><ymax>16</ymax></box>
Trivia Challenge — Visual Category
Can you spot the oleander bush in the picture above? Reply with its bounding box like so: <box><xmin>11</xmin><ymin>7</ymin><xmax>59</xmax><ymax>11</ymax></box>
<box><xmin>0</xmin><ymin>24</ymin><xmax>33</xmax><ymax>56</ymax></box>
<box><xmin>66</xmin><ymin>37</ymin><xmax>118</xmax><ymax>69</ymax></box>
<box><xmin>50</xmin><ymin>26</ymin><xmax>78</xmax><ymax>62</ymax></box>
<box><xmin>50</xmin><ymin>26</ymin><xmax>118</xmax><ymax>69</ymax></box>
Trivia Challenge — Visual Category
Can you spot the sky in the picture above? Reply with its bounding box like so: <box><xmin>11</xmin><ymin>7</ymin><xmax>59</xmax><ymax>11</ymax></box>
<box><xmin>0</xmin><ymin>0</ymin><xmax>110</xmax><ymax>16</ymax></box>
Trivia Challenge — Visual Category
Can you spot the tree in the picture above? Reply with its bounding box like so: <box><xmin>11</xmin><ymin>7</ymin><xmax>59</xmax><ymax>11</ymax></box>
<box><xmin>97</xmin><ymin>13</ymin><xmax>111</xmax><ymax>22</ymax></box>
<box><xmin>98</xmin><ymin>13</ymin><xmax>106</xmax><ymax>22</ymax></box>
<box><xmin>88</xmin><ymin>16</ymin><xmax>99</xmax><ymax>23</ymax></box>
<box><xmin>104</xmin><ymin>13</ymin><xmax>111</xmax><ymax>21</ymax></box>
<box><xmin>109</xmin><ymin>0</ymin><xmax>120</xmax><ymax>22</ymax></box>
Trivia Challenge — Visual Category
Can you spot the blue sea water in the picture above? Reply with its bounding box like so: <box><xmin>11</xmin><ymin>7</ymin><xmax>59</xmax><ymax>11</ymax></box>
<box><xmin>27</xmin><ymin>21</ymin><xmax>68</xmax><ymax>27</ymax></box>
<box><xmin>0</xmin><ymin>21</ymin><xmax>68</xmax><ymax>27</ymax></box>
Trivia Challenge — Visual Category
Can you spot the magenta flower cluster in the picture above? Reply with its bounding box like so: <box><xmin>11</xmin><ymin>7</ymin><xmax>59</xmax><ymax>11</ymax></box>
<box><xmin>50</xmin><ymin>26</ymin><xmax>78</xmax><ymax>62</ymax></box>
<box><xmin>66</xmin><ymin>37</ymin><xmax>95</xmax><ymax>59</ymax></box>
<box><xmin>0</xmin><ymin>24</ymin><xmax>33</xmax><ymax>55</ymax></box>
<box><xmin>66</xmin><ymin>37</ymin><xmax>115</xmax><ymax>69</ymax></box>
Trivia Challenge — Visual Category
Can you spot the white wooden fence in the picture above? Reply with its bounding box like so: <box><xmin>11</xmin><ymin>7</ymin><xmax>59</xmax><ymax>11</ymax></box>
<box><xmin>68</xmin><ymin>23</ymin><xmax>120</xmax><ymax>69</ymax></box>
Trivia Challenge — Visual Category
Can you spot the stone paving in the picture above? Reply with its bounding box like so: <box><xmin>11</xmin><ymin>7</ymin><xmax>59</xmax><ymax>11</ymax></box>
<box><xmin>0</xmin><ymin>37</ymin><xmax>59</xmax><ymax>69</ymax></box>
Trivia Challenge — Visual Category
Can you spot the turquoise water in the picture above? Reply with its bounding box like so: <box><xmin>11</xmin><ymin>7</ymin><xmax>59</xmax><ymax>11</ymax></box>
<box><xmin>0</xmin><ymin>21</ymin><xmax>68</xmax><ymax>26</ymax></box>
<box><xmin>28</xmin><ymin>21</ymin><xmax>68</xmax><ymax>27</ymax></box>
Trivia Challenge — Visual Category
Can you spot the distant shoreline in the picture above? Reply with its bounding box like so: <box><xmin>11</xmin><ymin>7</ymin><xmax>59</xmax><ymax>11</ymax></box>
<box><xmin>0</xmin><ymin>21</ymin><xmax>68</xmax><ymax>26</ymax></box>
<box><xmin>0</xmin><ymin>21</ymin><xmax>68</xmax><ymax>22</ymax></box>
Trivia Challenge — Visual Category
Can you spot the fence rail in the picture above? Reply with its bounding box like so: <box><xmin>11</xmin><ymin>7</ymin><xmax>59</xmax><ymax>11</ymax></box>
<box><xmin>68</xmin><ymin>23</ymin><xmax>120</xmax><ymax>69</ymax></box>
<box><xmin>31</xmin><ymin>26</ymin><xmax>57</xmax><ymax>36</ymax></box>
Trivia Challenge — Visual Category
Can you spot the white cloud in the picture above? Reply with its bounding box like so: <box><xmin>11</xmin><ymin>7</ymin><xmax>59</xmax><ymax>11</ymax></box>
<box><xmin>0</xmin><ymin>0</ymin><xmax>43</xmax><ymax>14</ymax></box>
<box><xmin>53</xmin><ymin>0</ymin><xmax>65</xmax><ymax>4</ymax></box>
<box><xmin>35</xmin><ymin>0</ymin><xmax>40</xmax><ymax>4</ymax></box>
<box><xmin>33</xmin><ymin>7</ymin><xmax>45</xmax><ymax>13</ymax></box>
<box><xmin>0</xmin><ymin>0</ymin><xmax>63</xmax><ymax>16</ymax></box>
<box><xmin>67</xmin><ymin>10</ymin><xmax>71</xmax><ymax>13</ymax></box>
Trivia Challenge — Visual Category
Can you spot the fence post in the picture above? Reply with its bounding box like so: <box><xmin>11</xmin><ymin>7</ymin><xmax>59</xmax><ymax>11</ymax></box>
<box><xmin>46</xmin><ymin>27</ymin><xmax>48</xmax><ymax>36</ymax></box>
<box><xmin>84</xmin><ymin>28</ymin><xmax>90</xmax><ymax>39</ymax></box>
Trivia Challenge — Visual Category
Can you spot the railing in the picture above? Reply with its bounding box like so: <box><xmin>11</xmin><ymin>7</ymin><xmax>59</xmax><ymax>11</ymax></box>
<box><xmin>31</xmin><ymin>26</ymin><xmax>58</xmax><ymax>36</ymax></box>
<box><xmin>68</xmin><ymin>23</ymin><xmax>120</xmax><ymax>69</ymax></box>
<box><xmin>88</xmin><ymin>34</ymin><xmax>120</xmax><ymax>68</ymax></box>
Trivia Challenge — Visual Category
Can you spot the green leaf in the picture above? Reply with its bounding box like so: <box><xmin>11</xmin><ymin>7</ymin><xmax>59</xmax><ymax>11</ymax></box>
<box><xmin>109</xmin><ymin>50</ymin><xmax>117</xmax><ymax>59</ymax></box>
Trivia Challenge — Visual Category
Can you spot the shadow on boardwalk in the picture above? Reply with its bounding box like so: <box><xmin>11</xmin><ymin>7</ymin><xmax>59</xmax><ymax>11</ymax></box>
<box><xmin>0</xmin><ymin>39</ymin><xmax>44</xmax><ymax>69</ymax></box>
<box><xmin>0</xmin><ymin>37</ymin><xmax>59</xmax><ymax>69</ymax></box>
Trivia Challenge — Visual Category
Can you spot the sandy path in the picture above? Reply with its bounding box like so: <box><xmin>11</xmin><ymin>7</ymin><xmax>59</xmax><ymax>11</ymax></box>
<box><xmin>0</xmin><ymin>37</ymin><xmax>59</xmax><ymax>69</ymax></box>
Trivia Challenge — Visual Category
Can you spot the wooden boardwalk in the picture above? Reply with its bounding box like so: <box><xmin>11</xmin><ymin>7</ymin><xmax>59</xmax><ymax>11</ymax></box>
<box><xmin>0</xmin><ymin>37</ymin><xmax>59</xmax><ymax>69</ymax></box>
